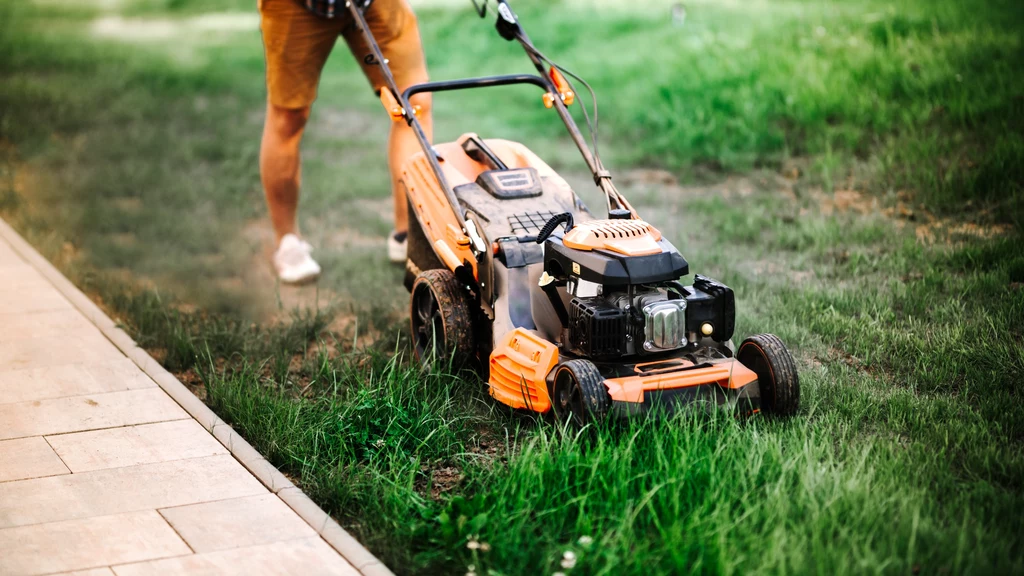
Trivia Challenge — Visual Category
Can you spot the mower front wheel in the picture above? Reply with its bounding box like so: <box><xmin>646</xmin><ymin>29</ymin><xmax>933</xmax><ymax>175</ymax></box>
<box><xmin>410</xmin><ymin>269</ymin><xmax>474</xmax><ymax>368</ymax></box>
<box><xmin>736</xmin><ymin>334</ymin><xmax>800</xmax><ymax>416</ymax></box>
<box><xmin>552</xmin><ymin>359</ymin><xmax>610</xmax><ymax>427</ymax></box>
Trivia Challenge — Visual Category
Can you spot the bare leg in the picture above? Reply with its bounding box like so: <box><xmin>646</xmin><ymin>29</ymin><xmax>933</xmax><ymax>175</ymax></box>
<box><xmin>260</xmin><ymin>103</ymin><xmax>312</xmax><ymax>243</ymax></box>
<box><xmin>387</xmin><ymin>92</ymin><xmax>432</xmax><ymax>235</ymax></box>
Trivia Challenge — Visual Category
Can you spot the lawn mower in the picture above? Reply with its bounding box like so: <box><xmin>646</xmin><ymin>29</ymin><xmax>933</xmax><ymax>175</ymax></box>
<box><xmin>347</xmin><ymin>0</ymin><xmax>799</xmax><ymax>424</ymax></box>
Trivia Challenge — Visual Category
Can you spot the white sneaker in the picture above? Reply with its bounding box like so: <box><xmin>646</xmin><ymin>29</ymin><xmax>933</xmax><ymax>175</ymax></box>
<box><xmin>388</xmin><ymin>230</ymin><xmax>407</xmax><ymax>264</ymax></box>
<box><xmin>274</xmin><ymin>233</ymin><xmax>321</xmax><ymax>285</ymax></box>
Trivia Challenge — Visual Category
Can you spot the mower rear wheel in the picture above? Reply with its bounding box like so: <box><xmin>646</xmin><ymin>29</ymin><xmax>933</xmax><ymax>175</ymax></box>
<box><xmin>410</xmin><ymin>269</ymin><xmax>474</xmax><ymax>368</ymax></box>
<box><xmin>552</xmin><ymin>359</ymin><xmax>610</xmax><ymax>427</ymax></box>
<box><xmin>736</xmin><ymin>334</ymin><xmax>799</xmax><ymax>416</ymax></box>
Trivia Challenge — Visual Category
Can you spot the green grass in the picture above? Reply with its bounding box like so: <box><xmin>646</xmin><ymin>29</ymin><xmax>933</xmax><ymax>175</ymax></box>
<box><xmin>1</xmin><ymin>0</ymin><xmax>1022</xmax><ymax>574</ymax></box>
<box><xmin>193</xmin><ymin>184</ymin><xmax>1024</xmax><ymax>574</ymax></box>
<box><xmin>422</xmin><ymin>0</ymin><xmax>1024</xmax><ymax>223</ymax></box>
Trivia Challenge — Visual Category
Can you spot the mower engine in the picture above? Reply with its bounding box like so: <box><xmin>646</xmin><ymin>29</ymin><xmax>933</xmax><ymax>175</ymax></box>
<box><xmin>568</xmin><ymin>276</ymin><xmax>734</xmax><ymax>359</ymax></box>
<box><xmin>543</xmin><ymin>218</ymin><xmax>735</xmax><ymax>361</ymax></box>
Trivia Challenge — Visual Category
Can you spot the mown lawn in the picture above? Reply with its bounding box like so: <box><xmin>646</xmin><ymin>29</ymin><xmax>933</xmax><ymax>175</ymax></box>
<box><xmin>1</xmin><ymin>0</ymin><xmax>1022</xmax><ymax>574</ymax></box>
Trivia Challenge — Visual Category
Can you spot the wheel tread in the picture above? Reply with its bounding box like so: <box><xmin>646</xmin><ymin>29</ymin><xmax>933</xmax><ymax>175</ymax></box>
<box><xmin>411</xmin><ymin>269</ymin><xmax>474</xmax><ymax>366</ymax></box>
<box><xmin>737</xmin><ymin>333</ymin><xmax>799</xmax><ymax>416</ymax></box>
<box><xmin>555</xmin><ymin>359</ymin><xmax>611</xmax><ymax>423</ymax></box>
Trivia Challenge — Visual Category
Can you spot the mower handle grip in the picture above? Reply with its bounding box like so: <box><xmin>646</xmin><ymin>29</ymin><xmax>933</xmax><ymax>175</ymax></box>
<box><xmin>401</xmin><ymin>74</ymin><xmax>548</xmax><ymax>101</ymax></box>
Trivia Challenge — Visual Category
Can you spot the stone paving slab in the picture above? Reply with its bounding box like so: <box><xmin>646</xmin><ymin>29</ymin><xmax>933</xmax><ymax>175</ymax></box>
<box><xmin>0</xmin><ymin>389</ymin><xmax>190</xmax><ymax>440</ymax></box>
<box><xmin>111</xmin><ymin>538</ymin><xmax>360</xmax><ymax>576</ymax></box>
<box><xmin>54</xmin><ymin>568</ymin><xmax>117</xmax><ymax>576</ymax></box>
<box><xmin>0</xmin><ymin>511</ymin><xmax>192</xmax><ymax>576</ymax></box>
<box><xmin>0</xmin><ymin>238</ymin><xmax>22</xmax><ymax>266</ymax></box>
<box><xmin>0</xmin><ymin>359</ymin><xmax>156</xmax><ymax>405</ymax></box>
<box><xmin>0</xmin><ymin>436</ymin><xmax>70</xmax><ymax>482</ymax></box>
<box><xmin>47</xmin><ymin>420</ymin><xmax>229</xmax><ymax>473</ymax></box>
<box><xmin>0</xmin><ymin>282</ymin><xmax>74</xmax><ymax>314</ymax></box>
<box><xmin>0</xmin><ymin>332</ymin><xmax>126</xmax><ymax>371</ymax></box>
<box><xmin>54</xmin><ymin>569</ymin><xmax>117</xmax><ymax>576</ymax></box>
<box><xmin>0</xmin><ymin>261</ymin><xmax>67</xmax><ymax>292</ymax></box>
<box><xmin>159</xmin><ymin>494</ymin><xmax>317</xmax><ymax>553</ymax></box>
<box><xmin>0</xmin><ymin>308</ymin><xmax>112</xmax><ymax>344</ymax></box>
<box><xmin>0</xmin><ymin>455</ymin><xmax>267</xmax><ymax>529</ymax></box>
<box><xmin>0</xmin><ymin>218</ymin><xmax>389</xmax><ymax>575</ymax></box>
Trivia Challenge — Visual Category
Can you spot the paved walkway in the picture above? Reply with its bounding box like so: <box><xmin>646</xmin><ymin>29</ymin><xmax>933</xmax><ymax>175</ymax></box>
<box><xmin>0</xmin><ymin>219</ymin><xmax>390</xmax><ymax>576</ymax></box>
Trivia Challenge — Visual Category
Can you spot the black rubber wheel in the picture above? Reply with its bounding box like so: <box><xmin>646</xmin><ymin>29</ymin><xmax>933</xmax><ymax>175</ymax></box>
<box><xmin>410</xmin><ymin>269</ymin><xmax>474</xmax><ymax>368</ymax></box>
<box><xmin>736</xmin><ymin>334</ymin><xmax>799</xmax><ymax>416</ymax></box>
<box><xmin>552</xmin><ymin>359</ymin><xmax>611</xmax><ymax>426</ymax></box>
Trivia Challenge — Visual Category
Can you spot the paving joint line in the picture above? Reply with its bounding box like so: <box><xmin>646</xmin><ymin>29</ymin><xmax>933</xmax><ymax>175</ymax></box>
<box><xmin>0</xmin><ymin>217</ymin><xmax>394</xmax><ymax>576</ymax></box>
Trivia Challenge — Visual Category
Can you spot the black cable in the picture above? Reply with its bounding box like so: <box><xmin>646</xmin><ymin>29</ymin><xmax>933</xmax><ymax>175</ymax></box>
<box><xmin>516</xmin><ymin>35</ymin><xmax>602</xmax><ymax>169</ymax></box>
<box><xmin>516</xmin><ymin>35</ymin><xmax>627</xmax><ymax>211</ymax></box>
<box><xmin>535</xmin><ymin>212</ymin><xmax>574</xmax><ymax>244</ymax></box>
<box><xmin>473</xmin><ymin>1</ymin><xmax>629</xmax><ymax>212</ymax></box>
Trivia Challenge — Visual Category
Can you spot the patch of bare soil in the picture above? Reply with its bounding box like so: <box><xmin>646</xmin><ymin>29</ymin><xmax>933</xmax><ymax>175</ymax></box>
<box><xmin>813</xmin><ymin>188</ymin><xmax>879</xmax><ymax>216</ymax></box>
<box><xmin>313</xmin><ymin>222</ymin><xmax>386</xmax><ymax>252</ymax></box>
<box><xmin>913</xmin><ymin>219</ymin><xmax>1014</xmax><ymax>245</ymax></box>
<box><xmin>611</xmin><ymin>162</ymin><xmax>1011</xmax><ymax>294</ymax></box>
<box><xmin>232</xmin><ymin>219</ymin><xmax>394</xmax><ymax>351</ymax></box>
<box><xmin>616</xmin><ymin>167</ymin><xmax>767</xmax><ymax>200</ymax></box>
<box><xmin>413</xmin><ymin>430</ymin><xmax>509</xmax><ymax>500</ymax></box>
<box><xmin>236</xmin><ymin>219</ymin><xmax>342</xmax><ymax>323</ymax></box>
<box><xmin>177</xmin><ymin>367</ymin><xmax>207</xmax><ymax>399</ymax></box>
<box><xmin>871</xmin><ymin>191</ymin><xmax>1013</xmax><ymax>245</ymax></box>
<box><xmin>422</xmin><ymin>464</ymin><xmax>463</xmax><ymax>499</ymax></box>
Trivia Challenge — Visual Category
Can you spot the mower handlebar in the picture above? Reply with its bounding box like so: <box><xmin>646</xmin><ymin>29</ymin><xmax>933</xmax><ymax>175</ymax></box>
<box><xmin>402</xmin><ymin>74</ymin><xmax>549</xmax><ymax>101</ymax></box>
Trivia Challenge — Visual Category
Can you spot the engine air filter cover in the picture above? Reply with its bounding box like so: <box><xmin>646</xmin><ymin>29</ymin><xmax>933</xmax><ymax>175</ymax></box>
<box><xmin>570</xmin><ymin>297</ymin><xmax>626</xmax><ymax>359</ymax></box>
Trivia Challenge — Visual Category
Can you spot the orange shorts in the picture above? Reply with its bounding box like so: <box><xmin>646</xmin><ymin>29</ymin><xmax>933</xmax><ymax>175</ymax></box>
<box><xmin>259</xmin><ymin>0</ymin><xmax>429</xmax><ymax>109</ymax></box>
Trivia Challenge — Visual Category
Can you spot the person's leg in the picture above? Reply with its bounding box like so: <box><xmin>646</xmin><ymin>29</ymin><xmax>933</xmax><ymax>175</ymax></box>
<box><xmin>260</xmin><ymin>104</ymin><xmax>310</xmax><ymax>243</ymax></box>
<box><xmin>259</xmin><ymin>0</ymin><xmax>343</xmax><ymax>281</ymax></box>
<box><xmin>343</xmin><ymin>0</ymin><xmax>431</xmax><ymax>241</ymax></box>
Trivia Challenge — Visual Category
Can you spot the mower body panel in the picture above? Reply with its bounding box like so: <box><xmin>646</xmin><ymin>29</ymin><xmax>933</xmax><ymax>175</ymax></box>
<box><xmin>401</xmin><ymin>133</ymin><xmax>586</xmax><ymax>282</ymax></box>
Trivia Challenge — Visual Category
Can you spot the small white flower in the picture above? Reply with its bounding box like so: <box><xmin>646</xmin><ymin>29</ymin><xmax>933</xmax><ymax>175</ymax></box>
<box><xmin>467</xmin><ymin>540</ymin><xmax>480</xmax><ymax>550</ymax></box>
<box><xmin>479</xmin><ymin>542</ymin><xmax>491</xmax><ymax>552</ymax></box>
<box><xmin>561</xmin><ymin>550</ymin><xmax>577</xmax><ymax>569</ymax></box>
<box><xmin>577</xmin><ymin>535</ymin><xmax>593</xmax><ymax>547</ymax></box>
<box><xmin>466</xmin><ymin>572</ymin><xmax>476</xmax><ymax>576</ymax></box>
<box><xmin>553</xmin><ymin>573</ymin><xmax>567</xmax><ymax>576</ymax></box>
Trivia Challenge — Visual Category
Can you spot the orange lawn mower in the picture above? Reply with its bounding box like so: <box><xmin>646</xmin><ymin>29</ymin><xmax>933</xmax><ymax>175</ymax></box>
<box><xmin>347</xmin><ymin>0</ymin><xmax>799</xmax><ymax>424</ymax></box>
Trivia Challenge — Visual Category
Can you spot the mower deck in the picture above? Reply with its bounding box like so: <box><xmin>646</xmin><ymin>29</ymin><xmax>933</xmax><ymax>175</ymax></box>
<box><xmin>604</xmin><ymin>358</ymin><xmax>761</xmax><ymax>417</ymax></box>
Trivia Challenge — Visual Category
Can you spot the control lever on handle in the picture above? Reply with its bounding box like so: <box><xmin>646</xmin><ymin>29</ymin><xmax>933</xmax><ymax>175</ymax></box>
<box><xmin>494</xmin><ymin>0</ymin><xmax>521</xmax><ymax>41</ymax></box>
